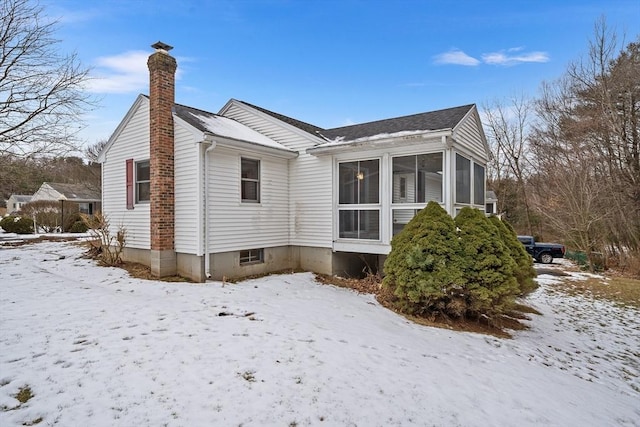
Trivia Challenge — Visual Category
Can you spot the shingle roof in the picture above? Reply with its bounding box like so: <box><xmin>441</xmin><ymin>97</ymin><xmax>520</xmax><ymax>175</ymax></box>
<box><xmin>319</xmin><ymin>104</ymin><xmax>475</xmax><ymax>143</ymax></box>
<box><xmin>237</xmin><ymin>100</ymin><xmax>325</xmax><ymax>137</ymax></box>
<box><xmin>173</xmin><ymin>103</ymin><xmax>292</xmax><ymax>152</ymax></box>
<box><xmin>47</xmin><ymin>183</ymin><xmax>100</xmax><ymax>201</ymax></box>
<box><xmin>11</xmin><ymin>195</ymin><xmax>33</xmax><ymax>203</ymax></box>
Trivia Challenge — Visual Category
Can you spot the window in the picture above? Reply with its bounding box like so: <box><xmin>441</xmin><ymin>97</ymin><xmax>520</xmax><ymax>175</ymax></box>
<box><xmin>338</xmin><ymin>159</ymin><xmax>380</xmax><ymax>240</ymax></box>
<box><xmin>474</xmin><ymin>163</ymin><xmax>485</xmax><ymax>205</ymax></box>
<box><xmin>339</xmin><ymin>210</ymin><xmax>380</xmax><ymax>240</ymax></box>
<box><xmin>392</xmin><ymin>209</ymin><xmax>418</xmax><ymax>236</ymax></box>
<box><xmin>241</xmin><ymin>158</ymin><xmax>260</xmax><ymax>202</ymax></box>
<box><xmin>486</xmin><ymin>203</ymin><xmax>494</xmax><ymax>214</ymax></box>
<box><xmin>240</xmin><ymin>248</ymin><xmax>263</xmax><ymax>265</ymax></box>
<box><xmin>339</xmin><ymin>160</ymin><xmax>379</xmax><ymax>204</ymax></box>
<box><xmin>136</xmin><ymin>160</ymin><xmax>150</xmax><ymax>203</ymax></box>
<box><xmin>392</xmin><ymin>153</ymin><xmax>443</xmax><ymax>203</ymax></box>
<box><xmin>455</xmin><ymin>154</ymin><xmax>471</xmax><ymax>204</ymax></box>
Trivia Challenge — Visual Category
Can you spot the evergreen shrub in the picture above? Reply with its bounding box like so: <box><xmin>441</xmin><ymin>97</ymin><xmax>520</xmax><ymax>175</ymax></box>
<box><xmin>455</xmin><ymin>208</ymin><xmax>519</xmax><ymax>316</ymax></box>
<box><xmin>69</xmin><ymin>220</ymin><xmax>89</xmax><ymax>233</ymax></box>
<box><xmin>383</xmin><ymin>201</ymin><xmax>466</xmax><ymax>316</ymax></box>
<box><xmin>489</xmin><ymin>216</ymin><xmax>537</xmax><ymax>295</ymax></box>
<box><xmin>0</xmin><ymin>216</ymin><xmax>34</xmax><ymax>234</ymax></box>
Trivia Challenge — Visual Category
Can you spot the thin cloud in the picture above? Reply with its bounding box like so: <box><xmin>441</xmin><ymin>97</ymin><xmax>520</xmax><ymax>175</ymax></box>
<box><xmin>433</xmin><ymin>49</ymin><xmax>480</xmax><ymax>66</ymax></box>
<box><xmin>482</xmin><ymin>50</ymin><xmax>550</xmax><ymax>66</ymax></box>
<box><xmin>85</xmin><ymin>51</ymin><xmax>190</xmax><ymax>94</ymax></box>
<box><xmin>86</xmin><ymin>51</ymin><xmax>149</xmax><ymax>94</ymax></box>
<box><xmin>433</xmin><ymin>47</ymin><xmax>549</xmax><ymax>67</ymax></box>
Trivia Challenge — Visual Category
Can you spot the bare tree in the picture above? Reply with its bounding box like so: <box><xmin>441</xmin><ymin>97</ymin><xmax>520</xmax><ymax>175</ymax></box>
<box><xmin>531</xmin><ymin>18</ymin><xmax>640</xmax><ymax>271</ymax></box>
<box><xmin>483</xmin><ymin>95</ymin><xmax>536</xmax><ymax>234</ymax></box>
<box><xmin>0</xmin><ymin>0</ymin><xmax>94</xmax><ymax>158</ymax></box>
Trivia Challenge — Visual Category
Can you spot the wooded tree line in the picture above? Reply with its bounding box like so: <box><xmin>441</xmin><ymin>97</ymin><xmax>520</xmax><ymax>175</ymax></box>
<box><xmin>0</xmin><ymin>150</ymin><xmax>101</xmax><ymax>204</ymax></box>
<box><xmin>485</xmin><ymin>20</ymin><xmax>639</xmax><ymax>274</ymax></box>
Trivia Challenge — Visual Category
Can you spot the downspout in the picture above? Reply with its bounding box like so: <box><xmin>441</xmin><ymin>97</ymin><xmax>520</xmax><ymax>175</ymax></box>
<box><xmin>202</xmin><ymin>133</ymin><xmax>216</xmax><ymax>279</ymax></box>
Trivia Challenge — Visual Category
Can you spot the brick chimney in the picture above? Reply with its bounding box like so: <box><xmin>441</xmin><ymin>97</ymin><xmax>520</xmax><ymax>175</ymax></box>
<box><xmin>148</xmin><ymin>41</ymin><xmax>177</xmax><ymax>277</ymax></box>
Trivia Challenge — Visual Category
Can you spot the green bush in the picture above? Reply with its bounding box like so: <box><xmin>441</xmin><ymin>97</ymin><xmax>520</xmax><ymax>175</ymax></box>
<box><xmin>455</xmin><ymin>208</ymin><xmax>519</xmax><ymax>316</ymax></box>
<box><xmin>489</xmin><ymin>216</ymin><xmax>537</xmax><ymax>295</ymax></box>
<box><xmin>0</xmin><ymin>216</ymin><xmax>15</xmax><ymax>232</ymax></box>
<box><xmin>383</xmin><ymin>201</ymin><xmax>466</xmax><ymax>316</ymax></box>
<box><xmin>69</xmin><ymin>220</ymin><xmax>89</xmax><ymax>233</ymax></box>
<box><xmin>0</xmin><ymin>216</ymin><xmax>34</xmax><ymax>234</ymax></box>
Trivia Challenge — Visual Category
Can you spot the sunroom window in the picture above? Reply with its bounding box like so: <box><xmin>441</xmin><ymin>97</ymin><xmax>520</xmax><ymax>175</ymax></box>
<box><xmin>455</xmin><ymin>154</ymin><xmax>471</xmax><ymax>204</ymax></box>
<box><xmin>338</xmin><ymin>160</ymin><xmax>380</xmax><ymax>240</ymax></box>
<box><xmin>474</xmin><ymin>163</ymin><xmax>485</xmax><ymax>205</ymax></box>
<box><xmin>392</xmin><ymin>153</ymin><xmax>443</xmax><ymax>203</ymax></box>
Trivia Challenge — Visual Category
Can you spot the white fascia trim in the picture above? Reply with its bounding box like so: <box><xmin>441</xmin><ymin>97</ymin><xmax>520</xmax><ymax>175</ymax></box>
<box><xmin>307</xmin><ymin>129</ymin><xmax>453</xmax><ymax>156</ymax></box>
<box><xmin>333</xmin><ymin>241</ymin><xmax>391</xmax><ymax>255</ymax></box>
<box><xmin>98</xmin><ymin>94</ymin><xmax>148</xmax><ymax>163</ymax></box>
<box><xmin>214</xmin><ymin>135</ymin><xmax>299</xmax><ymax>159</ymax></box>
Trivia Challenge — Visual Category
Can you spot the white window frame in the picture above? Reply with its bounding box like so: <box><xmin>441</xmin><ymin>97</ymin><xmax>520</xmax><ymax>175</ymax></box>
<box><xmin>241</xmin><ymin>157</ymin><xmax>260</xmax><ymax>203</ymax></box>
<box><xmin>135</xmin><ymin>160</ymin><xmax>150</xmax><ymax>204</ymax></box>
<box><xmin>240</xmin><ymin>248</ymin><xmax>263</xmax><ymax>265</ymax></box>
<box><xmin>336</xmin><ymin>158</ymin><xmax>381</xmax><ymax>241</ymax></box>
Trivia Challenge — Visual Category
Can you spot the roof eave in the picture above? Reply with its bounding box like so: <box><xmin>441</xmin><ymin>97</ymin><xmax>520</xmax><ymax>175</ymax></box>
<box><xmin>208</xmin><ymin>133</ymin><xmax>298</xmax><ymax>159</ymax></box>
<box><xmin>307</xmin><ymin>129</ymin><xmax>453</xmax><ymax>156</ymax></box>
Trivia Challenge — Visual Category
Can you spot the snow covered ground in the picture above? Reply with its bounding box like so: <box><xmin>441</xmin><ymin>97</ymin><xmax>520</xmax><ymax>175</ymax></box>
<box><xmin>0</xmin><ymin>240</ymin><xmax>638</xmax><ymax>426</ymax></box>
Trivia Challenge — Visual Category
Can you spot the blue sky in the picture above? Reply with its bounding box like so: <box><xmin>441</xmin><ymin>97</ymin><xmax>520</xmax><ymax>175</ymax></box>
<box><xmin>44</xmin><ymin>0</ymin><xmax>639</xmax><ymax>147</ymax></box>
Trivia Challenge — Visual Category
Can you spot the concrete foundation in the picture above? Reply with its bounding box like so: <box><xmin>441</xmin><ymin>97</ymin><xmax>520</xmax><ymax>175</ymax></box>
<box><xmin>209</xmin><ymin>246</ymin><xmax>294</xmax><ymax>281</ymax></box>
<box><xmin>150</xmin><ymin>249</ymin><xmax>177</xmax><ymax>278</ymax></box>
<box><xmin>121</xmin><ymin>245</ymin><xmax>384</xmax><ymax>282</ymax></box>
<box><xmin>177</xmin><ymin>253</ymin><xmax>205</xmax><ymax>282</ymax></box>
<box><xmin>122</xmin><ymin>247</ymin><xmax>151</xmax><ymax>266</ymax></box>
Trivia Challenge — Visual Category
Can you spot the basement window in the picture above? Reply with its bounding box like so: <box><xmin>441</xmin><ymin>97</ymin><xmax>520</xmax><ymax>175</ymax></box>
<box><xmin>240</xmin><ymin>248</ymin><xmax>264</xmax><ymax>265</ymax></box>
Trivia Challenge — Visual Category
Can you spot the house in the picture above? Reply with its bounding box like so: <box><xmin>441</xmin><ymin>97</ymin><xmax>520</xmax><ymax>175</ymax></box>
<box><xmin>99</xmin><ymin>42</ymin><xmax>489</xmax><ymax>282</ymax></box>
<box><xmin>485</xmin><ymin>190</ymin><xmax>498</xmax><ymax>215</ymax></box>
<box><xmin>31</xmin><ymin>182</ymin><xmax>101</xmax><ymax>215</ymax></box>
<box><xmin>6</xmin><ymin>194</ymin><xmax>32</xmax><ymax>215</ymax></box>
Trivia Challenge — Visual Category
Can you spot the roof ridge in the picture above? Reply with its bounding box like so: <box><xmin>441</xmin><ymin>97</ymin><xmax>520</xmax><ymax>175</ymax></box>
<box><xmin>237</xmin><ymin>100</ymin><xmax>325</xmax><ymax>135</ymax></box>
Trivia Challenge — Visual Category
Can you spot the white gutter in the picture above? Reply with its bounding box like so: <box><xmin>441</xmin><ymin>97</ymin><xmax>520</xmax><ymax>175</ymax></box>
<box><xmin>201</xmin><ymin>133</ymin><xmax>216</xmax><ymax>279</ymax></box>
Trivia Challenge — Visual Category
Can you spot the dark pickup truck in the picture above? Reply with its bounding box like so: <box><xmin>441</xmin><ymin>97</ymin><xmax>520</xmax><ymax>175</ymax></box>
<box><xmin>517</xmin><ymin>235</ymin><xmax>566</xmax><ymax>264</ymax></box>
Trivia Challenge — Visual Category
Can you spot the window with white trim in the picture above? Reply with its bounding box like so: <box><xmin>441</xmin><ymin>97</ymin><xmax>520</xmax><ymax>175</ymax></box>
<box><xmin>455</xmin><ymin>154</ymin><xmax>471</xmax><ymax>204</ymax></box>
<box><xmin>241</xmin><ymin>158</ymin><xmax>260</xmax><ymax>202</ymax></box>
<box><xmin>240</xmin><ymin>248</ymin><xmax>263</xmax><ymax>265</ymax></box>
<box><xmin>136</xmin><ymin>160</ymin><xmax>150</xmax><ymax>203</ymax></box>
<box><xmin>392</xmin><ymin>153</ymin><xmax>443</xmax><ymax>204</ymax></box>
<box><xmin>338</xmin><ymin>159</ymin><xmax>380</xmax><ymax>240</ymax></box>
<box><xmin>474</xmin><ymin>163</ymin><xmax>485</xmax><ymax>205</ymax></box>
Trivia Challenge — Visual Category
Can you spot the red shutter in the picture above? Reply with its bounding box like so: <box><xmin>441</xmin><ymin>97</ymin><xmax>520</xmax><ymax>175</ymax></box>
<box><xmin>126</xmin><ymin>159</ymin><xmax>134</xmax><ymax>210</ymax></box>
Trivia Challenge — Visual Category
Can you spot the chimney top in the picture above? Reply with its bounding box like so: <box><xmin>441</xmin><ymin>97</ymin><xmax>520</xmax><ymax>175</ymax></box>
<box><xmin>151</xmin><ymin>41</ymin><xmax>173</xmax><ymax>52</ymax></box>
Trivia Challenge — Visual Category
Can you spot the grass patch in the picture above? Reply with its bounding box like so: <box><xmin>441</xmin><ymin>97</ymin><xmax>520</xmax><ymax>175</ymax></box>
<box><xmin>556</xmin><ymin>276</ymin><xmax>640</xmax><ymax>308</ymax></box>
<box><xmin>15</xmin><ymin>386</ymin><xmax>33</xmax><ymax>404</ymax></box>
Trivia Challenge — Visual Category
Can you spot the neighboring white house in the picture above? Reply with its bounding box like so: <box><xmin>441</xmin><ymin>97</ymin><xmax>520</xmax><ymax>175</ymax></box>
<box><xmin>485</xmin><ymin>190</ymin><xmax>499</xmax><ymax>216</ymax></box>
<box><xmin>31</xmin><ymin>182</ymin><xmax>101</xmax><ymax>215</ymax></box>
<box><xmin>6</xmin><ymin>194</ymin><xmax>32</xmax><ymax>215</ymax></box>
<box><xmin>99</xmin><ymin>43</ymin><xmax>489</xmax><ymax>282</ymax></box>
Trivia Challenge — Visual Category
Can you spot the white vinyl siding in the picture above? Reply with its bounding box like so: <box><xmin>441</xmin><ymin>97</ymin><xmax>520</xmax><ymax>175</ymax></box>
<box><xmin>174</xmin><ymin>123</ymin><xmax>200</xmax><ymax>254</ymax></box>
<box><xmin>207</xmin><ymin>147</ymin><xmax>289</xmax><ymax>252</ymax></box>
<box><xmin>101</xmin><ymin>97</ymin><xmax>150</xmax><ymax>249</ymax></box>
<box><xmin>222</xmin><ymin>101</ymin><xmax>332</xmax><ymax>248</ymax></box>
<box><xmin>453</xmin><ymin>112</ymin><xmax>488</xmax><ymax>162</ymax></box>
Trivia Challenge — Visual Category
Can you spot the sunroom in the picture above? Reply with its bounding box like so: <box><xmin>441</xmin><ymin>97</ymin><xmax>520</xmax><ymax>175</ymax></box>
<box><xmin>309</xmin><ymin>104</ymin><xmax>489</xmax><ymax>257</ymax></box>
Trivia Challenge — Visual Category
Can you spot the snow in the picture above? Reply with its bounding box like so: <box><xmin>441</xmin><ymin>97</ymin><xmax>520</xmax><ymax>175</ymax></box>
<box><xmin>186</xmin><ymin>111</ymin><xmax>293</xmax><ymax>152</ymax></box>
<box><xmin>318</xmin><ymin>129</ymin><xmax>430</xmax><ymax>147</ymax></box>
<box><xmin>1</xmin><ymin>241</ymin><xmax>638</xmax><ymax>426</ymax></box>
